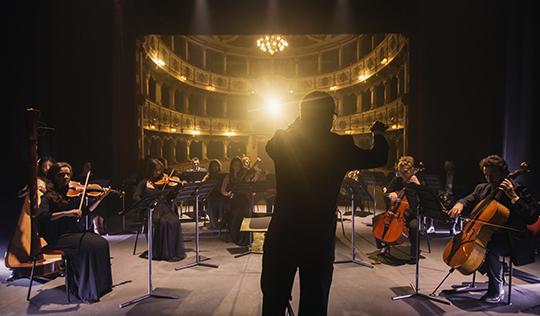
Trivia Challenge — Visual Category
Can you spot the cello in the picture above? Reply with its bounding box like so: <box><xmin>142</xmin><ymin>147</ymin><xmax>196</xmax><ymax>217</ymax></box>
<box><xmin>372</xmin><ymin>164</ymin><xmax>424</xmax><ymax>246</ymax></box>
<box><xmin>442</xmin><ymin>163</ymin><xmax>529</xmax><ymax>275</ymax></box>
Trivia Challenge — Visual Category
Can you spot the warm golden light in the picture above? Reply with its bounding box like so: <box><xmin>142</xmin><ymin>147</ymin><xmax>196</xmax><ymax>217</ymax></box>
<box><xmin>180</xmin><ymin>75</ymin><xmax>187</xmax><ymax>81</ymax></box>
<box><xmin>266</xmin><ymin>96</ymin><xmax>282</xmax><ymax>115</ymax></box>
<box><xmin>380</xmin><ymin>58</ymin><xmax>388</xmax><ymax>65</ymax></box>
<box><xmin>150</xmin><ymin>125</ymin><xmax>156</xmax><ymax>129</ymax></box>
<box><xmin>191</xmin><ymin>130</ymin><xmax>201</xmax><ymax>136</ymax></box>
<box><xmin>170</xmin><ymin>127</ymin><xmax>177</xmax><ymax>133</ymax></box>
<box><xmin>330</xmin><ymin>86</ymin><xmax>338</xmax><ymax>91</ymax></box>
<box><xmin>153</xmin><ymin>57</ymin><xmax>165</xmax><ymax>67</ymax></box>
<box><xmin>257</xmin><ymin>35</ymin><xmax>288</xmax><ymax>55</ymax></box>
<box><xmin>225</xmin><ymin>131</ymin><xmax>235</xmax><ymax>137</ymax></box>
<box><xmin>207</xmin><ymin>86</ymin><xmax>216</xmax><ymax>91</ymax></box>
<box><xmin>358</xmin><ymin>74</ymin><xmax>367</xmax><ymax>81</ymax></box>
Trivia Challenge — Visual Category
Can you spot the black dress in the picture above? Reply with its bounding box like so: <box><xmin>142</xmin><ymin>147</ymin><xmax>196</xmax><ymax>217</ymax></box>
<box><xmin>133</xmin><ymin>180</ymin><xmax>186</xmax><ymax>261</ymax></box>
<box><xmin>37</xmin><ymin>189</ymin><xmax>112</xmax><ymax>302</ymax></box>
<box><xmin>227</xmin><ymin>175</ymin><xmax>250</xmax><ymax>246</ymax></box>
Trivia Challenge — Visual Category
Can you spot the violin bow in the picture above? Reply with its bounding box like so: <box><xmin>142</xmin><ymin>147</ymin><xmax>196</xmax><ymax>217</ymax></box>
<box><xmin>160</xmin><ymin>169</ymin><xmax>176</xmax><ymax>192</ymax></box>
<box><xmin>76</xmin><ymin>171</ymin><xmax>91</xmax><ymax>222</ymax></box>
<box><xmin>457</xmin><ymin>216</ymin><xmax>523</xmax><ymax>233</ymax></box>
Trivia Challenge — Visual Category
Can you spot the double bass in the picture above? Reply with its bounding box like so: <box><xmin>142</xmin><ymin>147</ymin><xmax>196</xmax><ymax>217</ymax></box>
<box><xmin>372</xmin><ymin>165</ymin><xmax>423</xmax><ymax>246</ymax></box>
<box><xmin>442</xmin><ymin>163</ymin><xmax>529</xmax><ymax>275</ymax></box>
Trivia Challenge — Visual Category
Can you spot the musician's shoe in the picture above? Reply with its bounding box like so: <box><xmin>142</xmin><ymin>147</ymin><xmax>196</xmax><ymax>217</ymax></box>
<box><xmin>481</xmin><ymin>289</ymin><xmax>505</xmax><ymax>304</ymax></box>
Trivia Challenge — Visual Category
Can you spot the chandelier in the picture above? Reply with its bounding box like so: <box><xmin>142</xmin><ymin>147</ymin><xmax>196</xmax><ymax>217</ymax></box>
<box><xmin>256</xmin><ymin>35</ymin><xmax>288</xmax><ymax>55</ymax></box>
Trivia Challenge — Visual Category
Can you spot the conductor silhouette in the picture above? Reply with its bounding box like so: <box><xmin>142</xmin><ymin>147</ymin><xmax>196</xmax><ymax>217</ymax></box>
<box><xmin>261</xmin><ymin>91</ymin><xmax>389</xmax><ymax>316</ymax></box>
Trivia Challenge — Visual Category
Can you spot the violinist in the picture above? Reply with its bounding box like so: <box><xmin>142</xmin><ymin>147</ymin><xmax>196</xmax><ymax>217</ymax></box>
<box><xmin>36</xmin><ymin>162</ymin><xmax>112</xmax><ymax>303</ymax></box>
<box><xmin>221</xmin><ymin>156</ymin><xmax>250</xmax><ymax>246</ymax></box>
<box><xmin>133</xmin><ymin>158</ymin><xmax>186</xmax><ymax>261</ymax></box>
<box><xmin>448</xmin><ymin>155</ymin><xmax>539</xmax><ymax>303</ymax></box>
<box><xmin>203</xmin><ymin>159</ymin><xmax>227</xmax><ymax>230</ymax></box>
<box><xmin>376</xmin><ymin>156</ymin><xmax>421</xmax><ymax>263</ymax></box>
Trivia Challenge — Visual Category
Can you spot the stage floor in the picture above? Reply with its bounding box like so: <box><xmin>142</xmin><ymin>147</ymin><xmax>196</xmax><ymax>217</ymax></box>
<box><xmin>1</xmin><ymin>210</ymin><xmax>540</xmax><ymax>315</ymax></box>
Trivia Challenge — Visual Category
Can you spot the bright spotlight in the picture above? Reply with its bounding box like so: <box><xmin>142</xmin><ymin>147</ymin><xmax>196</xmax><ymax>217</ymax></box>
<box><xmin>266</xmin><ymin>97</ymin><xmax>281</xmax><ymax>115</ymax></box>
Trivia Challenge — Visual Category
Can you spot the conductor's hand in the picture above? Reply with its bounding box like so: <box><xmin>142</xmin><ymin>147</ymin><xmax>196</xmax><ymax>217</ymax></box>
<box><xmin>448</xmin><ymin>203</ymin><xmax>464</xmax><ymax>218</ymax></box>
<box><xmin>370</xmin><ymin>120</ymin><xmax>388</xmax><ymax>134</ymax></box>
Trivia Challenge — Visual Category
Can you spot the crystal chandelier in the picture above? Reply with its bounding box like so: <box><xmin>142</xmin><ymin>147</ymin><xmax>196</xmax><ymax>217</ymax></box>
<box><xmin>256</xmin><ymin>35</ymin><xmax>288</xmax><ymax>55</ymax></box>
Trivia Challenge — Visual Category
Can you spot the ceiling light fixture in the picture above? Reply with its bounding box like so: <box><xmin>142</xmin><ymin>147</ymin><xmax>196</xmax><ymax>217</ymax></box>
<box><xmin>257</xmin><ymin>35</ymin><xmax>288</xmax><ymax>55</ymax></box>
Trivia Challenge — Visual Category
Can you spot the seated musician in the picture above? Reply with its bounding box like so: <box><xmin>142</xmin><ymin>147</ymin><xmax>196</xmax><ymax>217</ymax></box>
<box><xmin>221</xmin><ymin>156</ymin><xmax>250</xmax><ymax>246</ymax></box>
<box><xmin>203</xmin><ymin>159</ymin><xmax>227</xmax><ymax>230</ymax></box>
<box><xmin>376</xmin><ymin>156</ymin><xmax>421</xmax><ymax>263</ymax></box>
<box><xmin>448</xmin><ymin>155</ymin><xmax>539</xmax><ymax>303</ymax></box>
<box><xmin>36</xmin><ymin>162</ymin><xmax>112</xmax><ymax>303</ymax></box>
<box><xmin>133</xmin><ymin>158</ymin><xmax>186</xmax><ymax>261</ymax></box>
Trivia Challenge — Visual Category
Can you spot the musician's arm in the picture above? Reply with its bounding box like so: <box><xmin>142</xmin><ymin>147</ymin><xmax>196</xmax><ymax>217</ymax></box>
<box><xmin>456</xmin><ymin>184</ymin><xmax>483</xmax><ymax>214</ymax></box>
<box><xmin>221</xmin><ymin>174</ymin><xmax>232</xmax><ymax>197</ymax></box>
<box><xmin>36</xmin><ymin>195</ymin><xmax>81</xmax><ymax>222</ymax></box>
<box><xmin>511</xmin><ymin>186</ymin><xmax>540</xmax><ymax>224</ymax></box>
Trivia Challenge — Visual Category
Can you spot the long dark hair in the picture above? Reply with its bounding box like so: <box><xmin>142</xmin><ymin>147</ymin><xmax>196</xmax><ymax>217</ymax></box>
<box><xmin>37</xmin><ymin>156</ymin><xmax>56</xmax><ymax>179</ymax></box>
<box><xmin>144</xmin><ymin>158</ymin><xmax>164</xmax><ymax>180</ymax></box>
<box><xmin>46</xmin><ymin>162</ymin><xmax>73</xmax><ymax>204</ymax></box>
<box><xmin>229</xmin><ymin>156</ymin><xmax>244</xmax><ymax>180</ymax></box>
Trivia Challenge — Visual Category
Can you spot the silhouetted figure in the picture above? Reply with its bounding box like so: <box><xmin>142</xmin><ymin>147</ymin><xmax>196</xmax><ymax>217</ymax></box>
<box><xmin>261</xmin><ymin>91</ymin><xmax>389</xmax><ymax>315</ymax></box>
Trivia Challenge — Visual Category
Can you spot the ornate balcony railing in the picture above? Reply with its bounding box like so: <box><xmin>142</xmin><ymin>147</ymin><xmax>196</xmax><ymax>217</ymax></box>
<box><xmin>142</xmin><ymin>100</ymin><xmax>253</xmax><ymax>136</ymax></box>
<box><xmin>333</xmin><ymin>97</ymin><xmax>405</xmax><ymax>135</ymax></box>
<box><xmin>143</xmin><ymin>97</ymin><xmax>404</xmax><ymax>136</ymax></box>
<box><xmin>143</xmin><ymin>34</ymin><xmax>407</xmax><ymax>95</ymax></box>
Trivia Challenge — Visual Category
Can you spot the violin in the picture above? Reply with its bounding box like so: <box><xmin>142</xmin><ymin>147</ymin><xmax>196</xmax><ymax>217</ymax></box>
<box><xmin>442</xmin><ymin>163</ymin><xmax>529</xmax><ymax>275</ymax></box>
<box><xmin>67</xmin><ymin>180</ymin><xmax>124</xmax><ymax>198</ymax></box>
<box><xmin>240</xmin><ymin>157</ymin><xmax>263</xmax><ymax>182</ymax></box>
<box><xmin>151</xmin><ymin>173</ymin><xmax>184</xmax><ymax>188</ymax></box>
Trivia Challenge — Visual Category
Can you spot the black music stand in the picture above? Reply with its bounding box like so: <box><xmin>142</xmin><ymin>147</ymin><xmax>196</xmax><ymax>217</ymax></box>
<box><xmin>361</xmin><ymin>171</ymin><xmax>387</xmax><ymax>216</ymax></box>
<box><xmin>391</xmin><ymin>183</ymin><xmax>450</xmax><ymax>305</ymax></box>
<box><xmin>335</xmin><ymin>179</ymin><xmax>373</xmax><ymax>268</ymax></box>
<box><xmin>231</xmin><ymin>181</ymin><xmax>272</xmax><ymax>258</ymax></box>
<box><xmin>175</xmin><ymin>181</ymin><xmax>219</xmax><ymax>271</ymax></box>
<box><xmin>120</xmin><ymin>189</ymin><xmax>180</xmax><ymax>308</ymax></box>
<box><xmin>180</xmin><ymin>171</ymin><xmax>208</xmax><ymax>183</ymax></box>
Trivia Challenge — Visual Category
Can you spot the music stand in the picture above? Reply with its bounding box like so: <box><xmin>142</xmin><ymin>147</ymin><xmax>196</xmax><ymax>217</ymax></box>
<box><xmin>335</xmin><ymin>179</ymin><xmax>373</xmax><ymax>268</ymax></box>
<box><xmin>175</xmin><ymin>181</ymin><xmax>219</xmax><ymax>271</ymax></box>
<box><xmin>391</xmin><ymin>183</ymin><xmax>450</xmax><ymax>305</ymax></box>
<box><xmin>361</xmin><ymin>171</ymin><xmax>387</xmax><ymax>216</ymax></box>
<box><xmin>120</xmin><ymin>189</ymin><xmax>180</xmax><ymax>308</ymax></box>
<box><xmin>180</xmin><ymin>171</ymin><xmax>208</xmax><ymax>183</ymax></box>
<box><xmin>231</xmin><ymin>181</ymin><xmax>272</xmax><ymax>258</ymax></box>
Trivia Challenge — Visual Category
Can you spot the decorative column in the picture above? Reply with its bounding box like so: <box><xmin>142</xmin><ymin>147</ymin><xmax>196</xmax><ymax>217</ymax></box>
<box><xmin>202</xmin><ymin>95</ymin><xmax>208</xmax><ymax>116</ymax></box>
<box><xmin>155</xmin><ymin>81</ymin><xmax>162</xmax><ymax>105</ymax></box>
<box><xmin>370</xmin><ymin>87</ymin><xmax>376</xmax><ymax>109</ymax></box>
<box><xmin>317</xmin><ymin>53</ymin><xmax>322</xmax><ymax>74</ymax></box>
<box><xmin>336</xmin><ymin>95</ymin><xmax>344</xmax><ymax>115</ymax></box>
<box><xmin>383</xmin><ymin>80</ymin><xmax>391</xmax><ymax>105</ymax></box>
<box><xmin>355</xmin><ymin>92</ymin><xmax>362</xmax><ymax>113</ymax></box>
<box><xmin>201</xmin><ymin>140</ymin><xmax>207</xmax><ymax>160</ymax></box>
<box><xmin>223</xmin><ymin>140</ymin><xmax>229</xmax><ymax>159</ymax></box>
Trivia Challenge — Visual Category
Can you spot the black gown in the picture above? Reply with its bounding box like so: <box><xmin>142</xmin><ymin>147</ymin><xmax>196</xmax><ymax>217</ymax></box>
<box><xmin>37</xmin><ymin>189</ymin><xmax>112</xmax><ymax>302</ymax></box>
<box><xmin>133</xmin><ymin>180</ymin><xmax>186</xmax><ymax>261</ymax></box>
<box><xmin>227</xmin><ymin>175</ymin><xmax>250</xmax><ymax>246</ymax></box>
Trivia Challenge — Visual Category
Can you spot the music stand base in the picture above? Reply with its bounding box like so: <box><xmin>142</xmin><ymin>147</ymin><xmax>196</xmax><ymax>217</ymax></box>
<box><xmin>335</xmin><ymin>258</ymin><xmax>373</xmax><ymax>268</ymax></box>
<box><xmin>392</xmin><ymin>292</ymin><xmax>450</xmax><ymax>305</ymax></box>
<box><xmin>119</xmin><ymin>291</ymin><xmax>179</xmax><ymax>309</ymax></box>
<box><xmin>175</xmin><ymin>256</ymin><xmax>218</xmax><ymax>270</ymax></box>
<box><xmin>234</xmin><ymin>250</ymin><xmax>262</xmax><ymax>258</ymax></box>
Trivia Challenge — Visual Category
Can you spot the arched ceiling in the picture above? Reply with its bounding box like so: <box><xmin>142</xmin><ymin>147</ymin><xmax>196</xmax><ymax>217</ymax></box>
<box><xmin>187</xmin><ymin>34</ymin><xmax>362</xmax><ymax>58</ymax></box>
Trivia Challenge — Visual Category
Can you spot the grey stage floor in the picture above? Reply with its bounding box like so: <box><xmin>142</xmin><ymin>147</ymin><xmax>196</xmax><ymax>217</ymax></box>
<box><xmin>1</xmin><ymin>211</ymin><xmax>540</xmax><ymax>316</ymax></box>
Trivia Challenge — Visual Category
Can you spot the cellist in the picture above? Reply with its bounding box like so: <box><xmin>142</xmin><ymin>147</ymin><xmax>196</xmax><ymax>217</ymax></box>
<box><xmin>448</xmin><ymin>155</ymin><xmax>539</xmax><ymax>303</ymax></box>
<box><xmin>376</xmin><ymin>156</ymin><xmax>421</xmax><ymax>263</ymax></box>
